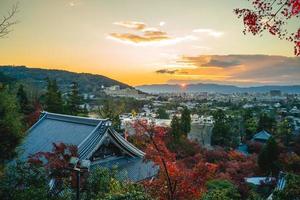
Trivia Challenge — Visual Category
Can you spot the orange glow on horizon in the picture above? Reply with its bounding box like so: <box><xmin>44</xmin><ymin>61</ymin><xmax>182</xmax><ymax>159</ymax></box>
<box><xmin>180</xmin><ymin>83</ymin><xmax>187</xmax><ymax>88</ymax></box>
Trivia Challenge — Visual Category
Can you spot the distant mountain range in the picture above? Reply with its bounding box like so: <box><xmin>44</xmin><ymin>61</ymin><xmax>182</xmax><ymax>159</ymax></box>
<box><xmin>0</xmin><ymin>66</ymin><xmax>131</xmax><ymax>93</ymax></box>
<box><xmin>2</xmin><ymin>66</ymin><xmax>299</xmax><ymax>95</ymax></box>
<box><xmin>136</xmin><ymin>83</ymin><xmax>300</xmax><ymax>94</ymax></box>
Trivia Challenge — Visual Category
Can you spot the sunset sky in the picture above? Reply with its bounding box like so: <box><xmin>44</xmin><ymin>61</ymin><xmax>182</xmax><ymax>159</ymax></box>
<box><xmin>0</xmin><ymin>0</ymin><xmax>299</xmax><ymax>86</ymax></box>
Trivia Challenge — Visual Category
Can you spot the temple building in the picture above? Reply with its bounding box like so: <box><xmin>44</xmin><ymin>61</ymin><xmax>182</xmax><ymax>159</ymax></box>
<box><xmin>252</xmin><ymin>130</ymin><xmax>271</xmax><ymax>143</ymax></box>
<box><xmin>19</xmin><ymin>112</ymin><xmax>157</xmax><ymax>182</ymax></box>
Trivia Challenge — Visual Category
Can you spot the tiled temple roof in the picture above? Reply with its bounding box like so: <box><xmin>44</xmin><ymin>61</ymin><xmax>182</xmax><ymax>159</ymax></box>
<box><xmin>19</xmin><ymin>112</ymin><xmax>156</xmax><ymax>182</ymax></box>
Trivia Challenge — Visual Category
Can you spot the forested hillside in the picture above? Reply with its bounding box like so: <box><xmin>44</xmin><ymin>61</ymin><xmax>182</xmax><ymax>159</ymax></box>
<box><xmin>0</xmin><ymin>66</ymin><xmax>131</xmax><ymax>93</ymax></box>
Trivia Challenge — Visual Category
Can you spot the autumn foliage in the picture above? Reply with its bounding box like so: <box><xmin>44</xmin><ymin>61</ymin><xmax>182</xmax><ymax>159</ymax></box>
<box><xmin>131</xmin><ymin>120</ymin><xmax>258</xmax><ymax>200</ymax></box>
<box><xmin>29</xmin><ymin>143</ymin><xmax>77</xmax><ymax>167</ymax></box>
<box><xmin>28</xmin><ymin>143</ymin><xmax>78</xmax><ymax>183</ymax></box>
<box><xmin>235</xmin><ymin>0</ymin><xmax>300</xmax><ymax>56</ymax></box>
<box><xmin>25</xmin><ymin>101</ymin><xmax>42</xmax><ymax>127</ymax></box>
<box><xmin>132</xmin><ymin>121</ymin><xmax>213</xmax><ymax>200</ymax></box>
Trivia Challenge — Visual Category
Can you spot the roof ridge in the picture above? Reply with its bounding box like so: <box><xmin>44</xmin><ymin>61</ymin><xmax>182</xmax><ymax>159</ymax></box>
<box><xmin>43</xmin><ymin>111</ymin><xmax>107</xmax><ymax>121</ymax></box>
<box><xmin>256</xmin><ymin>129</ymin><xmax>271</xmax><ymax>134</ymax></box>
<box><xmin>43</xmin><ymin>111</ymin><xmax>108</xmax><ymax>126</ymax></box>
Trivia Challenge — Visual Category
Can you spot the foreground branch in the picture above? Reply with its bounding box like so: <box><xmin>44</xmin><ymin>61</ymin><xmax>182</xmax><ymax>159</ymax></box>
<box><xmin>0</xmin><ymin>3</ymin><xmax>19</xmax><ymax>39</ymax></box>
<box><xmin>137</xmin><ymin>121</ymin><xmax>176</xmax><ymax>200</ymax></box>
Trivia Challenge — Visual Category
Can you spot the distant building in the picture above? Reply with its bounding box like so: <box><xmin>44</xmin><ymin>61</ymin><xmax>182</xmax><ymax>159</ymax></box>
<box><xmin>243</xmin><ymin>104</ymin><xmax>254</xmax><ymax>109</ymax></box>
<box><xmin>197</xmin><ymin>115</ymin><xmax>214</xmax><ymax>125</ymax></box>
<box><xmin>270</xmin><ymin>90</ymin><xmax>282</xmax><ymax>97</ymax></box>
<box><xmin>286</xmin><ymin>116</ymin><xmax>300</xmax><ymax>135</ymax></box>
<box><xmin>290</xmin><ymin>106</ymin><xmax>300</xmax><ymax>115</ymax></box>
<box><xmin>237</xmin><ymin>144</ymin><xmax>249</xmax><ymax>156</ymax></box>
<box><xmin>252</xmin><ymin>130</ymin><xmax>271</xmax><ymax>143</ymax></box>
<box><xmin>83</xmin><ymin>93</ymin><xmax>96</xmax><ymax>100</ymax></box>
<box><xmin>107</xmin><ymin>85</ymin><xmax>120</xmax><ymax>91</ymax></box>
<box><xmin>245</xmin><ymin>172</ymin><xmax>287</xmax><ymax>200</ymax></box>
<box><xmin>79</xmin><ymin>103</ymin><xmax>91</xmax><ymax>111</ymax></box>
<box><xmin>18</xmin><ymin>112</ymin><xmax>157</xmax><ymax>182</ymax></box>
<box><xmin>245</xmin><ymin>177</ymin><xmax>275</xmax><ymax>186</ymax></box>
<box><xmin>155</xmin><ymin>119</ymin><xmax>171</xmax><ymax>127</ymax></box>
<box><xmin>274</xmin><ymin>103</ymin><xmax>281</xmax><ymax>108</ymax></box>
<box><xmin>104</xmin><ymin>87</ymin><xmax>146</xmax><ymax>99</ymax></box>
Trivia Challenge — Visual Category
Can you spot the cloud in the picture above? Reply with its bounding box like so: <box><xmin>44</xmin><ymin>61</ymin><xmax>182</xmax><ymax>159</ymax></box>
<box><xmin>205</xmin><ymin>59</ymin><xmax>240</xmax><ymax>67</ymax></box>
<box><xmin>69</xmin><ymin>2</ymin><xmax>75</xmax><ymax>7</ymax></box>
<box><xmin>108</xmin><ymin>20</ymin><xmax>198</xmax><ymax>46</ymax></box>
<box><xmin>143</xmin><ymin>29</ymin><xmax>168</xmax><ymax>37</ymax></box>
<box><xmin>156</xmin><ymin>68</ymin><xmax>189</xmax><ymax>75</ymax></box>
<box><xmin>159</xmin><ymin>21</ymin><xmax>166</xmax><ymax>27</ymax></box>
<box><xmin>68</xmin><ymin>0</ymin><xmax>82</xmax><ymax>7</ymax></box>
<box><xmin>113</xmin><ymin>21</ymin><xmax>146</xmax><ymax>30</ymax></box>
<box><xmin>156</xmin><ymin>69</ymin><xmax>178</xmax><ymax>74</ymax></box>
<box><xmin>193</xmin><ymin>28</ymin><xmax>224</xmax><ymax>38</ymax></box>
<box><xmin>156</xmin><ymin>55</ymin><xmax>300</xmax><ymax>85</ymax></box>
<box><xmin>108</xmin><ymin>34</ymin><xmax>197</xmax><ymax>46</ymax></box>
<box><xmin>109</xmin><ymin>33</ymin><xmax>170</xmax><ymax>43</ymax></box>
<box><xmin>180</xmin><ymin>55</ymin><xmax>241</xmax><ymax>68</ymax></box>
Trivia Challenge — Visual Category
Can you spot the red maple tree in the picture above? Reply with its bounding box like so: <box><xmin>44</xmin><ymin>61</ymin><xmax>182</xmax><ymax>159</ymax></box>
<box><xmin>28</xmin><ymin>143</ymin><xmax>80</xmax><ymax>187</ymax></box>
<box><xmin>25</xmin><ymin>101</ymin><xmax>42</xmax><ymax>127</ymax></box>
<box><xmin>203</xmin><ymin>148</ymin><xmax>259</xmax><ymax>197</ymax></box>
<box><xmin>235</xmin><ymin>0</ymin><xmax>300</xmax><ymax>56</ymax></box>
<box><xmin>132</xmin><ymin>120</ymin><xmax>217</xmax><ymax>200</ymax></box>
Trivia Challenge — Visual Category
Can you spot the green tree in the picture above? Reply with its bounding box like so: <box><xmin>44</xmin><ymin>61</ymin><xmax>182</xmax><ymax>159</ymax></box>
<box><xmin>66</xmin><ymin>82</ymin><xmax>82</xmax><ymax>115</ymax></box>
<box><xmin>98</xmin><ymin>99</ymin><xmax>124</xmax><ymax>131</ymax></box>
<box><xmin>180</xmin><ymin>107</ymin><xmax>191</xmax><ymax>136</ymax></box>
<box><xmin>83</xmin><ymin>167</ymin><xmax>114</xmax><ymax>199</ymax></box>
<box><xmin>103</xmin><ymin>183</ymin><xmax>150</xmax><ymax>200</ymax></box>
<box><xmin>82</xmin><ymin>104</ymin><xmax>89</xmax><ymax>117</ymax></box>
<box><xmin>16</xmin><ymin>84</ymin><xmax>30</xmax><ymax>114</ymax></box>
<box><xmin>0</xmin><ymin>72</ymin><xmax>14</xmax><ymax>87</ymax></box>
<box><xmin>201</xmin><ymin>179</ymin><xmax>241</xmax><ymax>200</ymax></box>
<box><xmin>211</xmin><ymin>110</ymin><xmax>235</xmax><ymax>147</ymax></box>
<box><xmin>45</xmin><ymin>78</ymin><xmax>63</xmax><ymax>113</ymax></box>
<box><xmin>156</xmin><ymin>107</ymin><xmax>169</xmax><ymax>119</ymax></box>
<box><xmin>276</xmin><ymin>119</ymin><xmax>292</xmax><ymax>146</ymax></box>
<box><xmin>257</xmin><ymin>113</ymin><xmax>275</xmax><ymax>133</ymax></box>
<box><xmin>242</xmin><ymin>108</ymin><xmax>258</xmax><ymax>140</ymax></box>
<box><xmin>0</xmin><ymin>88</ymin><xmax>23</xmax><ymax>165</ymax></box>
<box><xmin>0</xmin><ymin>162</ymin><xmax>69</xmax><ymax>200</ymax></box>
<box><xmin>242</xmin><ymin>109</ymin><xmax>253</xmax><ymax>122</ymax></box>
<box><xmin>170</xmin><ymin>115</ymin><xmax>181</xmax><ymax>140</ymax></box>
<box><xmin>246</xmin><ymin>191</ymin><xmax>264</xmax><ymax>200</ymax></box>
<box><xmin>83</xmin><ymin>167</ymin><xmax>150</xmax><ymax>200</ymax></box>
<box><xmin>258</xmin><ymin>137</ymin><xmax>280</xmax><ymax>174</ymax></box>
<box><xmin>273</xmin><ymin>173</ymin><xmax>300</xmax><ymax>200</ymax></box>
<box><xmin>245</xmin><ymin>117</ymin><xmax>258</xmax><ymax>140</ymax></box>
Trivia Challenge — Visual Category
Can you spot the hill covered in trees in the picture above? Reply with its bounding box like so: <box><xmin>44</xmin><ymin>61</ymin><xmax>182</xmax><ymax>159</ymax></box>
<box><xmin>0</xmin><ymin>66</ymin><xmax>132</xmax><ymax>93</ymax></box>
